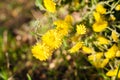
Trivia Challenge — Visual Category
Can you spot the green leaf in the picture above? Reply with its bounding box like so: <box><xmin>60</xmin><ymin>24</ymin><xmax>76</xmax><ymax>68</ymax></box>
<box><xmin>27</xmin><ymin>74</ymin><xmax>32</xmax><ymax>80</ymax></box>
<box><xmin>115</xmin><ymin>64</ymin><xmax>120</xmax><ymax>80</ymax></box>
<box><xmin>35</xmin><ymin>0</ymin><xmax>45</xmax><ymax>10</ymax></box>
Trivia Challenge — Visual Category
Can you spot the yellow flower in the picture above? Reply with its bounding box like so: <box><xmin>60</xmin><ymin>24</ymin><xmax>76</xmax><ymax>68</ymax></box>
<box><xmin>88</xmin><ymin>52</ymin><xmax>109</xmax><ymax>68</ymax></box>
<box><xmin>68</xmin><ymin>42</ymin><xmax>83</xmax><ymax>53</ymax></box>
<box><xmin>111</xmin><ymin>31</ymin><xmax>118</xmax><ymax>42</ymax></box>
<box><xmin>116</xmin><ymin>50</ymin><xmax>120</xmax><ymax>57</ymax></box>
<box><xmin>106</xmin><ymin>68</ymin><xmax>120</xmax><ymax>78</ymax></box>
<box><xmin>100</xmin><ymin>59</ymin><xmax>109</xmax><ymax>68</ymax></box>
<box><xmin>76</xmin><ymin>24</ymin><xmax>86</xmax><ymax>35</ymax></box>
<box><xmin>92</xmin><ymin>21</ymin><xmax>108</xmax><ymax>32</ymax></box>
<box><xmin>43</xmin><ymin>0</ymin><xmax>56</xmax><ymax>13</ymax></box>
<box><xmin>93</xmin><ymin>12</ymin><xmax>102</xmax><ymax>22</ymax></box>
<box><xmin>97</xmin><ymin>36</ymin><xmax>110</xmax><ymax>45</ymax></box>
<box><xmin>92</xmin><ymin>58</ymin><xmax>109</xmax><ymax>68</ymax></box>
<box><xmin>42</xmin><ymin>29</ymin><xmax>62</xmax><ymax>49</ymax></box>
<box><xmin>31</xmin><ymin>43</ymin><xmax>52</xmax><ymax>61</ymax></box>
<box><xmin>65</xmin><ymin>15</ymin><xmax>74</xmax><ymax>25</ymax></box>
<box><xmin>88</xmin><ymin>52</ymin><xmax>103</xmax><ymax>61</ymax></box>
<box><xmin>54</xmin><ymin>20</ymin><xmax>69</xmax><ymax>36</ymax></box>
<box><xmin>115</xmin><ymin>4</ymin><xmax>120</xmax><ymax>11</ymax></box>
<box><xmin>110</xmin><ymin>14</ymin><xmax>116</xmax><ymax>21</ymax></box>
<box><xmin>105</xmin><ymin>44</ymin><xmax>118</xmax><ymax>59</ymax></box>
<box><xmin>96</xmin><ymin>4</ymin><xmax>106</xmax><ymax>14</ymax></box>
<box><xmin>82</xmin><ymin>46</ymin><xmax>93</xmax><ymax>54</ymax></box>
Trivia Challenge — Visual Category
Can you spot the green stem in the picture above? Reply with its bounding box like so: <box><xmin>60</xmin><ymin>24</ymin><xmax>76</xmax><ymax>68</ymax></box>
<box><xmin>115</xmin><ymin>64</ymin><xmax>120</xmax><ymax>80</ymax></box>
<box><xmin>111</xmin><ymin>0</ymin><xmax>120</xmax><ymax>11</ymax></box>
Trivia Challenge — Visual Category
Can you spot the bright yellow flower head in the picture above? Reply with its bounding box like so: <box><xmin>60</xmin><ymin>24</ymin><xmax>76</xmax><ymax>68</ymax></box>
<box><xmin>92</xmin><ymin>21</ymin><xmax>108</xmax><ymax>32</ymax></box>
<box><xmin>96</xmin><ymin>4</ymin><xmax>106</xmax><ymax>14</ymax></box>
<box><xmin>106</xmin><ymin>68</ymin><xmax>120</xmax><ymax>78</ymax></box>
<box><xmin>93</xmin><ymin>12</ymin><xmax>102</xmax><ymax>22</ymax></box>
<box><xmin>115</xmin><ymin>4</ymin><xmax>120</xmax><ymax>11</ymax></box>
<box><xmin>43</xmin><ymin>0</ymin><xmax>56</xmax><ymax>13</ymax></box>
<box><xmin>65</xmin><ymin>15</ymin><xmax>74</xmax><ymax>25</ymax></box>
<box><xmin>76</xmin><ymin>24</ymin><xmax>86</xmax><ymax>35</ymax></box>
<box><xmin>82</xmin><ymin>46</ymin><xmax>93</xmax><ymax>54</ymax></box>
<box><xmin>42</xmin><ymin>29</ymin><xmax>62</xmax><ymax>49</ymax></box>
<box><xmin>31</xmin><ymin>43</ymin><xmax>52</xmax><ymax>61</ymax></box>
<box><xmin>68</xmin><ymin>42</ymin><xmax>83</xmax><ymax>53</ymax></box>
<box><xmin>111</xmin><ymin>31</ymin><xmax>118</xmax><ymax>42</ymax></box>
<box><xmin>105</xmin><ymin>44</ymin><xmax>118</xmax><ymax>59</ymax></box>
<box><xmin>54</xmin><ymin>20</ymin><xmax>69</xmax><ymax>36</ymax></box>
<box><xmin>97</xmin><ymin>36</ymin><xmax>110</xmax><ymax>45</ymax></box>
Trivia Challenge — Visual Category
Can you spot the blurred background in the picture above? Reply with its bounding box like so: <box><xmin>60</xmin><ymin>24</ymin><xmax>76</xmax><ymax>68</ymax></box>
<box><xmin>0</xmin><ymin>0</ymin><xmax>103</xmax><ymax>80</ymax></box>
<box><xmin>0</xmin><ymin>0</ymin><xmax>35</xmax><ymax>80</ymax></box>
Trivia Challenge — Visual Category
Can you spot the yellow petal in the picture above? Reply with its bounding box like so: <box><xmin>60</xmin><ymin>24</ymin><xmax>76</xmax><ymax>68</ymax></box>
<box><xmin>96</xmin><ymin>4</ymin><xmax>106</xmax><ymax>14</ymax></box>
<box><xmin>92</xmin><ymin>21</ymin><xmax>108</xmax><ymax>32</ymax></box>
<box><xmin>93</xmin><ymin>12</ymin><xmax>102</xmax><ymax>22</ymax></box>
<box><xmin>82</xmin><ymin>46</ymin><xmax>93</xmax><ymax>54</ymax></box>
<box><xmin>88</xmin><ymin>52</ymin><xmax>103</xmax><ymax>61</ymax></box>
<box><xmin>106</xmin><ymin>68</ymin><xmax>120</xmax><ymax>78</ymax></box>
<box><xmin>111</xmin><ymin>31</ymin><xmax>118</xmax><ymax>42</ymax></box>
<box><xmin>105</xmin><ymin>44</ymin><xmax>118</xmax><ymax>59</ymax></box>
<box><xmin>69</xmin><ymin>42</ymin><xmax>83</xmax><ymax>53</ymax></box>
<box><xmin>100</xmin><ymin>59</ymin><xmax>109</xmax><ymax>68</ymax></box>
<box><xmin>97</xmin><ymin>36</ymin><xmax>110</xmax><ymax>45</ymax></box>
<box><xmin>116</xmin><ymin>50</ymin><xmax>120</xmax><ymax>57</ymax></box>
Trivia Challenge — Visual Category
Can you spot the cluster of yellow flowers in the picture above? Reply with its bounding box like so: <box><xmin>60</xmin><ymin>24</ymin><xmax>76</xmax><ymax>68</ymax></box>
<box><xmin>32</xmin><ymin>14</ymin><xmax>73</xmax><ymax>61</ymax></box>
<box><xmin>68</xmin><ymin>3</ymin><xmax>120</xmax><ymax>78</ymax></box>
<box><xmin>32</xmin><ymin>0</ymin><xmax>120</xmax><ymax>79</ymax></box>
<box><xmin>92</xmin><ymin>4</ymin><xmax>108</xmax><ymax>32</ymax></box>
